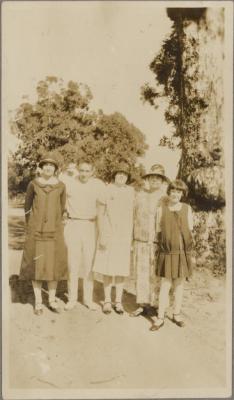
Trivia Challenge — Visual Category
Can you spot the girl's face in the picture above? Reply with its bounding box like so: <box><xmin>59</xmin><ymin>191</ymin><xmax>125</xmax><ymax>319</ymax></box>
<box><xmin>41</xmin><ymin>162</ymin><xmax>56</xmax><ymax>178</ymax></box>
<box><xmin>147</xmin><ymin>175</ymin><xmax>163</xmax><ymax>191</ymax></box>
<box><xmin>115</xmin><ymin>172</ymin><xmax>128</xmax><ymax>186</ymax></box>
<box><xmin>169</xmin><ymin>188</ymin><xmax>183</xmax><ymax>203</ymax></box>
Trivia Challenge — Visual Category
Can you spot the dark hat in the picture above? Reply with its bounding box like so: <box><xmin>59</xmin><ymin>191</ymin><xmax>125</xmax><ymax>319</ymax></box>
<box><xmin>38</xmin><ymin>154</ymin><xmax>59</xmax><ymax>170</ymax></box>
<box><xmin>142</xmin><ymin>164</ymin><xmax>169</xmax><ymax>182</ymax></box>
<box><xmin>112</xmin><ymin>162</ymin><xmax>131</xmax><ymax>179</ymax></box>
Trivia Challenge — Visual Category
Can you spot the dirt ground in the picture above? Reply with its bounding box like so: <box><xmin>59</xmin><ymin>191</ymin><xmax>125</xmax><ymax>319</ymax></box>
<box><xmin>7</xmin><ymin>207</ymin><xmax>228</xmax><ymax>392</ymax></box>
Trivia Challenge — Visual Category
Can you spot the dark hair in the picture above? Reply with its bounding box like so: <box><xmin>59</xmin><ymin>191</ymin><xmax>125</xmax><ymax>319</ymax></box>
<box><xmin>112</xmin><ymin>170</ymin><xmax>130</xmax><ymax>184</ymax></box>
<box><xmin>167</xmin><ymin>179</ymin><xmax>188</xmax><ymax>197</ymax></box>
<box><xmin>145</xmin><ymin>174</ymin><xmax>164</xmax><ymax>181</ymax></box>
<box><xmin>77</xmin><ymin>158</ymin><xmax>94</xmax><ymax>167</ymax></box>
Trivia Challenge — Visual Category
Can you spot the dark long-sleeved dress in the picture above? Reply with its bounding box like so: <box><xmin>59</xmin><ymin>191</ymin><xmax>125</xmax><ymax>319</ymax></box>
<box><xmin>20</xmin><ymin>179</ymin><xmax>68</xmax><ymax>281</ymax></box>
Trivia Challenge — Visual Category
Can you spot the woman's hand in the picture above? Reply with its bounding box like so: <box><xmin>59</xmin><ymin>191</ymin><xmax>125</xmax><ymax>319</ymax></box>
<box><xmin>98</xmin><ymin>234</ymin><xmax>107</xmax><ymax>250</ymax></box>
<box><xmin>62</xmin><ymin>210</ymin><xmax>69</xmax><ymax>225</ymax></box>
<box><xmin>63</xmin><ymin>210</ymin><xmax>69</xmax><ymax>218</ymax></box>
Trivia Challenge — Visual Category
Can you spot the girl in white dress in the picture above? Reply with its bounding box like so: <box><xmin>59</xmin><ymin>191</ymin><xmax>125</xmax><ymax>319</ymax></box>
<box><xmin>93</xmin><ymin>164</ymin><xmax>135</xmax><ymax>314</ymax></box>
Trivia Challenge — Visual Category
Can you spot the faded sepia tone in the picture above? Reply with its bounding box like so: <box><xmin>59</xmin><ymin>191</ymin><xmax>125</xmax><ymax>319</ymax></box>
<box><xmin>2</xmin><ymin>1</ymin><xmax>233</xmax><ymax>399</ymax></box>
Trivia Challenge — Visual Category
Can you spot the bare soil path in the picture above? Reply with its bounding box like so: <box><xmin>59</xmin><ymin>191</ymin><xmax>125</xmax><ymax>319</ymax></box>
<box><xmin>7</xmin><ymin>207</ymin><xmax>227</xmax><ymax>392</ymax></box>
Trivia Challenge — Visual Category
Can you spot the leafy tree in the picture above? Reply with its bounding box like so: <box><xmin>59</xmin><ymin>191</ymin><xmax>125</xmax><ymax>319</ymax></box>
<box><xmin>159</xmin><ymin>135</ymin><xmax>179</xmax><ymax>150</ymax></box>
<box><xmin>141</xmin><ymin>8</ymin><xmax>225</xmax><ymax>208</ymax></box>
<box><xmin>141</xmin><ymin>8</ymin><xmax>226</xmax><ymax>275</ymax></box>
<box><xmin>93</xmin><ymin>112</ymin><xmax>147</xmax><ymax>183</ymax></box>
<box><xmin>9</xmin><ymin>76</ymin><xmax>147</xmax><ymax>193</ymax></box>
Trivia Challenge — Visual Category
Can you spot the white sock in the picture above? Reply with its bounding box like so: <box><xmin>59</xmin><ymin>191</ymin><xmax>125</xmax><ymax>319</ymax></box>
<box><xmin>32</xmin><ymin>281</ymin><xmax>42</xmax><ymax>304</ymax></box>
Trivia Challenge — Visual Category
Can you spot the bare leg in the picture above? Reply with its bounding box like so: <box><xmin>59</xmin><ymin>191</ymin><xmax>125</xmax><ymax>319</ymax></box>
<box><xmin>172</xmin><ymin>278</ymin><xmax>185</xmax><ymax>326</ymax></box>
<box><xmin>158</xmin><ymin>278</ymin><xmax>172</xmax><ymax>319</ymax></box>
<box><xmin>150</xmin><ymin>278</ymin><xmax>171</xmax><ymax>330</ymax></box>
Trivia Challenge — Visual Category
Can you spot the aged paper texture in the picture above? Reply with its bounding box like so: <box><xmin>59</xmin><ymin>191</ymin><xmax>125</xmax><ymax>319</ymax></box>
<box><xmin>2</xmin><ymin>1</ymin><xmax>233</xmax><ymax>398</ymax></box>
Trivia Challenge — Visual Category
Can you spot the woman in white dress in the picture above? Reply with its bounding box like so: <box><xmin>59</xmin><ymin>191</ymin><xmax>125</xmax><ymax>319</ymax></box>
<box><xmin>93</xmin><ymin>164</ymin><xmax>135</xmax><ymax>314</ymax></box>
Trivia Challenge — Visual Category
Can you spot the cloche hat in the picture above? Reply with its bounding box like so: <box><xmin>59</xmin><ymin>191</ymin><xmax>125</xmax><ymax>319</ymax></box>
<box><xmin>112</xmin><ymin>162</ymin><xmax>131</xmax><ymax>178</ymax></box>
<box><xmin>142</xmin><ymin>164</ymin><xmax>169</xmax><ymax>182</ymax></box>
<box><xmin>38</xmin><ymin>153</ymin><xmax>59</xmax><ymax>170</ymax></box>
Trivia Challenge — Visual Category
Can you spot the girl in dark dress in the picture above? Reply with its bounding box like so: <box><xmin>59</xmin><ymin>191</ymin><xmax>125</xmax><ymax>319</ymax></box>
<box><xmin>20</xmin><ymin>155</ymin><xmax>68</xmax><ymax>315</ymax></box>
<box><xmin>151</xmin><ymin>179</ymin><xmax>194</xmax><ymax>331</ymax></box>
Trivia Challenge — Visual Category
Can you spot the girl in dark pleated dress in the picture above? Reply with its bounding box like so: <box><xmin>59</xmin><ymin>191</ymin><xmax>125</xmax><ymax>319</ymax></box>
<box><xmin>151</xmin><ymin>179</ymin><xmax>194</xmax><ymax>331</ymax></box>
<box><xmin>20</xmin><ymin>155</ymin><xmax>68</xmax><ymax>315</ymax></box>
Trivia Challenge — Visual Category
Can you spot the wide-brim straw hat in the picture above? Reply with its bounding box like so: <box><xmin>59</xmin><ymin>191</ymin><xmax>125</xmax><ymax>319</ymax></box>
<box><xmin>142</xmin><ymin>164</ymin><xmax>169</xmax><ymax>182</ymax></box>
<box><xmin>38</xmin><ymin>154</ymin><xmax>59</xmax><ymax>170</ymax></box>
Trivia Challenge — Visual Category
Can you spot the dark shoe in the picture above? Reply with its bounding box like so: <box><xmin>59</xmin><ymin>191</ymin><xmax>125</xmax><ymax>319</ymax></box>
<box><xmin>34</xmin><ymin>304</ymin><xmax>43</xmax><ymax>316</ymax></box>
<box><xmin>150</xmin><ymin>319</ymin><xmax>164</xmax><ymax>331</ymax></box>
<box><xmin>48</xmin><ymin>301</ymin><xmax>61</xmax><ymax>314</ymax></box>
<box><xmin>114</xmin><ymin>302</ymin><xmax>124</xmax><ymax>314</ymax></box>
<box><xmin>129</xmin><ymin>307</ymin><xmax>144</xmax><ymax>317</ymax></box>
<box><xmin>103</xmin><ymin>302</ymin><xmax>112</xmax><ymax>314</ymax></box>
<box><xmin>172</xmin><ymin>314</ymin><xmax>185</xmax><ymax>327</ymax></box>
<box><xmin>83</xmin><ymin>301</ymin><xmax>98</xmax><ymax>311</ymax></box>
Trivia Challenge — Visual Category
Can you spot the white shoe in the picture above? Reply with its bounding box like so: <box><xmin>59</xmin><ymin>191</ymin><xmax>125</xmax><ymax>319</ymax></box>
<box><xmin>84</xmin><ymin>301</ymin><xmax>98</xmax><ymax>311</ymax></box>
<box><xmin>49</xmin><ymin>300</ymin><xmax>61</xmax><ymax>314</ymax></box>
<box><xmin>64</xmin><ymin>301</ymin><xmax>76</xmax><ymax>311</ymax></box>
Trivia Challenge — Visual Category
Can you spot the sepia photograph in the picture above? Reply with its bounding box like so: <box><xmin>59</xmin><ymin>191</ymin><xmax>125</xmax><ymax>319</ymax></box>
<box><xmin>2</xmin><ymin>1</ymin><xmax>233</xmax><ymax>399</ymax></box>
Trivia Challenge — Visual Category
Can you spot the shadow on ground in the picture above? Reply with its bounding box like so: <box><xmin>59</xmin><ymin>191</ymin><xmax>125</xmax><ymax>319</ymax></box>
<box><xmin>8</xmin><ymin>210</ymin><xmax>151</xmax><ymax>317</ymax></box>
<box><xmin>9</xmin><ymin>276</ymin><xmax>139</xmax><ymax>315</ymax></box>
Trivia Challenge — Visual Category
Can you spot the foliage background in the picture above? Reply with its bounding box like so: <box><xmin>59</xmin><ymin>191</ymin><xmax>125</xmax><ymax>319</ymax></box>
<box><xmin>141</xmin><ymin>8</ymin><xmax>226</xmax><ymax>276</ymax></box>
<box><xmin>8</xmin><ymin>9</ymin><xmax>227</xmax><ymax>276</ymax></box>
<box><xmin>9</xmin><ymin>76</ymin><xmax>147</xmax><ymax>195</ymax></box>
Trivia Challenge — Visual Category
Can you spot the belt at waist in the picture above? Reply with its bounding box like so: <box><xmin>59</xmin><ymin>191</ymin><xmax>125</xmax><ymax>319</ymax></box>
<box><xmin>134</xmin><ymin>239</ymin><xmax>158</xmax><ymax>244</ymax></box>
<box><xmin>67</xmin><ymin>217</ymin><xmax>96</xmax><ymax>222</ymax></box>
<box><xmin>159</xmin><ymin>250</ymin><xmax>191</xmax><ymax>255</ymax></box>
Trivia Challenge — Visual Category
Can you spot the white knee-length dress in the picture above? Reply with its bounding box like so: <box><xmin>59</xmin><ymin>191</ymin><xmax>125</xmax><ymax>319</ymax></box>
<box><xmin>93</xmin><ymin>183</ymin><xmax>135</xmax><ymax>277</ymax></box>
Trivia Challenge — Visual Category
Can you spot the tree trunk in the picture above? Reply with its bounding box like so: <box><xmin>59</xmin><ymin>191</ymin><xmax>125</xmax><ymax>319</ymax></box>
<box><xmin>173</xmin><ymin>8</ymin><xmax>226</xmax><ymax>274</ymax></box>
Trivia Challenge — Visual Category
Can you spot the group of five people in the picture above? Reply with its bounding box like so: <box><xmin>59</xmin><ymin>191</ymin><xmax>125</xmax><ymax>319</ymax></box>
<box><xmin>19</xmin><ymin>154</ymin><xmax>194</xmax><ymax>331</ymax></box>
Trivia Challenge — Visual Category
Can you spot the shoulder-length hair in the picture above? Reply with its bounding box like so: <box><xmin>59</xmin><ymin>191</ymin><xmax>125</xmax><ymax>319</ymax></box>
<box><xmin>167</xmin><ymin>179</ymin><xmax>188</xmax><ymax>197</ymax></box>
